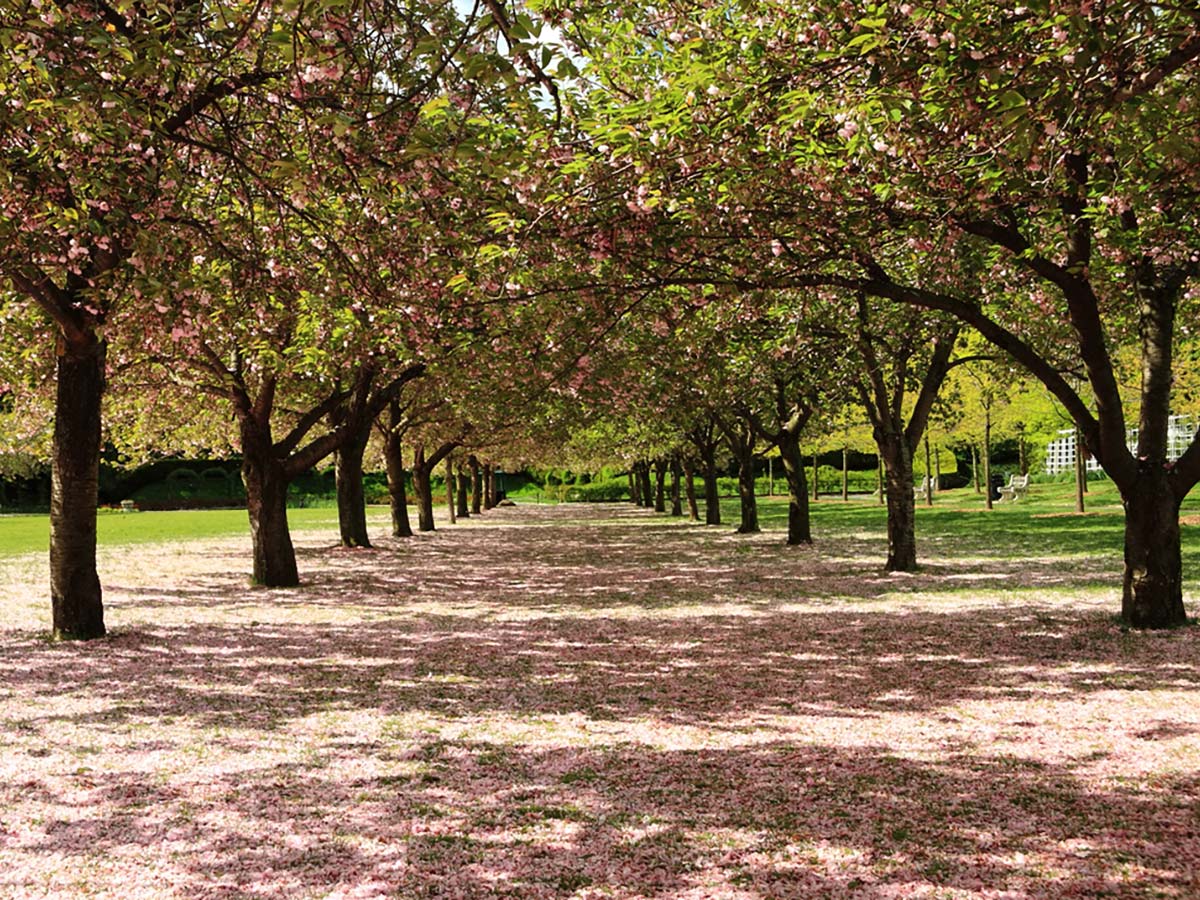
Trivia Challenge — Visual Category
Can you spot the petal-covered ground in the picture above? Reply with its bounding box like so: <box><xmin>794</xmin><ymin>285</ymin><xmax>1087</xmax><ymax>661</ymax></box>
<box><xmin>1</xmin><ymin>502</ymin><xmax>1198</xmax><ymax>899</ymax></box>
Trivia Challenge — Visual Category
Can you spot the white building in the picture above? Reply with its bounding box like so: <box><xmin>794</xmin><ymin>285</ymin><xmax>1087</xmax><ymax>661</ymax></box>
<box><xmin>1044</xmin><ymin>414</ymin><xmax>1195</xmax><ymax>475</ymax></box>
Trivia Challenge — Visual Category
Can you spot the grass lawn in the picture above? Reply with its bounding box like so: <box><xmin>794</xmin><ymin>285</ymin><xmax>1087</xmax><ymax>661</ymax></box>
<box><xmin>0</xmin><ymin>505</ymin><xmax>352</xmax><ymax>558</ymax></box>
<box><xmin>0</xmin><ymin>491</ymin><xmax>1198</xmax><ymax>898</ymax></box>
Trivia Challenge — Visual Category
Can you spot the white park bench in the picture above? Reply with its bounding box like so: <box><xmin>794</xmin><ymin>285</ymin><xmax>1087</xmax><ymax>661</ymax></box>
<box><xmin>914</xmin><ymin>476</ymin><xmax>934</xmax><ymax>499</ymax></box>
<box><xmin>998</xmin><ymin>473</ymin><xmax>1030</xmax><ymax>502</ymax></box>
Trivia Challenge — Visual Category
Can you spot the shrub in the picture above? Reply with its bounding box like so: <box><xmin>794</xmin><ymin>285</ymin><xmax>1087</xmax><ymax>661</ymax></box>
<box><xmin>564</xmin><ymin>478</ymin><xmax>630</xmax><ymax>502</ymax></box>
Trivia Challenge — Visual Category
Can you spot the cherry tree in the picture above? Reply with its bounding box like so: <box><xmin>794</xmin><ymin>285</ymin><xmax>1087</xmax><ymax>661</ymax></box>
<box><xmin>542</xmin><ymin>0</ymin><xmax>1200</xmax><ymax>626</ymax></box>
<box><xmin>0</xmin><ymin>0</ymin><xmax>494</xmax><ymax>636</ymax></box>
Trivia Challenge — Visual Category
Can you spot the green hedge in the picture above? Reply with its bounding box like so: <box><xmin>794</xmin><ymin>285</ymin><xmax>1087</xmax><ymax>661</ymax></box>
<box><xmin>564</xmin><ymin>478</ymin><xmax>630</xmax><ymax>502</ymax></box>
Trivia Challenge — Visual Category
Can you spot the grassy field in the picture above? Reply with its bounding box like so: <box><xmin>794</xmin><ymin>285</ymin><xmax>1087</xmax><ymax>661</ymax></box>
<box><xmin>0</xmin><ymin>494</ymin><xmax>1198</xmax><ymax>898</ymax></box>
<box><xmin>0</xmin><ymin>506</ymin><xmax>346</xmax><ymax>558</ymax></box>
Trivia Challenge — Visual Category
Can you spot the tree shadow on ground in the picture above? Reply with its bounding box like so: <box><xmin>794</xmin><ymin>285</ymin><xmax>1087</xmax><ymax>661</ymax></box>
<box><xmin>3</xmin><ymin>739</ymin><xmax>1195</xmax><ymax>899</ymax></box>
<box><xmin>2</xmin><ymin>503</ymin><xmax>1198</xmax><ymax>898</ymax></box>
<box><xmin>1</xmin><ymin>600</ymin><xmax>1196</xmax><ymax>736</ymax></box>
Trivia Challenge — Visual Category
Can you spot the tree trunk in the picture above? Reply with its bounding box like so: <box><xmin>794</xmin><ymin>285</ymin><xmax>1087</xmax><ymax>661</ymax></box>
<box><xmin>445</xmin><ymin>459</ymin><xmax>456</xmax><ymax>524</ymax></box>
<box><xmin>335</xmin><ymin>428</ymin><xmax>371</xmax><ymax>548</ymax></box>
<box><xmin>923</xmin><ymin>434</ymin><xmax>934</xmax><ymax>507</ymax></box>
<box><xmin>972</xmin><ymin>445</ymin><xmax>980</xmax><ymax>493</ymax></box>
<box><xmin>734</xmin><ymin>442</ymin><xmax>759</xmax><ymax>534</ymax></box>
<box><xmin>456</xmin><ymin>467</ymin><xmax>470</xmax><ymax>518</ymax></box>
<box><xmin>700</xmin><ymin>452</ymin><xmax>721</xmax><ymax>525</ymax></box>
<box><xmin>484</xmin><ymin>464</ymin><xmax>496</xmax><ymax>509</ymax></box>
<box><xmin>669</xmin><ymin>456</ymin><xmax>683</xmax><ymax>517</ymax></box>
<box><xmin>1120</xmin><ymin>472</ymin><xmax>1187</xmax><ymax>628</ymax></box>
<box><xmin>779</xmin><ymin>433</ymin><xmax>812</xmax><ymax>545</ymax></box>
<box><xmin>49</xmin><ymin>334</ymin><xmax>106</xmax><ymax>640</ymax></box>
<box><xmin>880</xmin><ymin>439</ymin><xmax>918</xmax><ymax>572</ymax></box>
<box><xmin>629</xmin><ymin>470</ymin><xmax>640</xmax><ymax>505</ymax></box>
<box><xmin>384</xmin><ymin>429</ymin><xmax>412</xmax><ymax>538</ymax></box>
<box><xmin>811</xmin><ymin>454</ymin><xmax>819</xmax><ymax>500</ymax></box>
<box><xmin>682</xmin><ymin>458</ymin><xmax>699</xmax><ymax>521</ymax></box>
<box><xmin>841</xmin><ymin>448</ymin><xmax>849</xmax><ymax>501</ymax></box>
<box><xmin>469</xmin><ymin>456</ymin><xmax>482</xmax><ymax>515</ymax></box>
<box><xmin>241</xmin><ymin>424</ymin><xmax>299</xmax><ymax>587</ymax></box>
<box><xmin>877</xmin><ymin>456</ymin><xmax>885</xmax><ymax>506</ymax></box>
<box><xmin>984</xmin><ymin>414</ymin><xmax>993</xmax><ymax>511</ymax></box>
<box><xmin>1080</xmin><ymin>427</ymin><xmax>1089</xmax><ymax>511</ymax></box>
<box><xmin>653</xmin><ymin>460</ymin><xmax>667</xmax><ymax>513</ymax></box>
<box><xmin>639</xmin><ymin>464</ymin><xmax>654</xmax><ymax>509</ymax></box>
<box><xmin>413</xmin><ymin>445</ymin><xmax>435</xmax><ymax>532</ymax></box>
<box><xmin>1018</xmin><ymin>427</ymin><xmax>1028</xmax><ymax>476</ymax></box>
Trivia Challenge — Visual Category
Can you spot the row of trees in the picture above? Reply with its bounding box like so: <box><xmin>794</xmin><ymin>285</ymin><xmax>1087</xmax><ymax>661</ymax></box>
<box><xmin>2</xmin><ymin>0</ymin><xmax>1199</xmax><ymax>635</ymax></box>
<box><xmin>524</xmin><ymin>0</ymin><xmax>1200</xmax><ymax>628</ymax></box>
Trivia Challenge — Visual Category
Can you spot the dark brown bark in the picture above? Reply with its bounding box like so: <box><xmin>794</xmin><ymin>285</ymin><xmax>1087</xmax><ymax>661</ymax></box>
<box><xmin>853</xmin><ymin>298</ymin><xmax>959</xmax><ymax>572</ymax></box>
<box><xmin>411</xmin><ymin>440</ymin><xmax>457</xmax><ymax>532</ymax></box>
<box><xmin>682</xmin><ymin>458</ymin><xmax>699</xmax><ymax>521</ymax></box>
<box><xmin>880</xmin><ymin>439</ymin><xmax>918</xmax><ymax>571</ymax></box>
<box><xmin>384</xmin><ymin>420</ymin><xmax>412</xmax><ymax>538</ymax></box>
<box><xmin>735</xmin><ymin>449</ymin><xmax>759</xmax><ymax>532</ymax></box>
<box><xmin>1017</xmin><ymin>427</ymin><xmax>1028</xmax><ymax>476</ymax></box>
<box><xmin>923</xmin><ymin>434</ymin><xmax>934</xmax><ymax>507</ymax></box>
<box><xmin>335</xmin><ymin>428</ymin><xmax>371</xmax><ymax>548</ymax></box>
<box><xmin>702</xmin><ymin>459</ymin><xmax>720</xmax><ymax>524</ymax></box>
<box><xmin>484</xmin><ymin>464</ymin><xmax>496</xmax><ymax>509</ymax></box>
<box><xmin>669</xmin><ymin>456</ymin><xmax>683</xmax><ymax>517</ymax></box>
<box><xmin>1122</xmin><ymin>469</ymin><xmax>1187</xmax><ymax>628</ymax></box>
<box><xmin>747</xmin><ymin>384</ymin><xmax>817</xmax><ymax>546</ymax></box>
<box><xmin>240</xmin><ymin>418</ymin><xmax>299</xmax><ymax>587</ymax></box>
<box><xmin>412</xmin><ymin>445</ymin><xmax>435</xmax><ymax>532</ymax></box>
<box><xmin>229</xmin><ymin>378</ymin><xmax>341</xmax><ymax>586</ymax></box>
<box><xmin>841</xmin><ymin>448</ymin><xmax>849</xmax><ymax>501</ymax></box>
<box><xmin>469</xmin><ymin>456</ymin><xmax>482</xmax><ymax>515</ymax></box>
<box><xmin>779</xmin><ymin>431</ymin><xmax>812</xmax><ymax>545</ymax></box>
<box><xmin>688</xmin><ymin>419</ymin><xmax>722</xmax><ymax>525</ymax></box>
<box><xmin>1075</xmin><ymin>428</ymin><xmax>1086</xmax><ymax>513</ymax></box>
<box><xmin>456</xmin><ymin>466</ymin><xmax>470</xmax><ymax>518</ymax></box>
<box><xmin>629</xmin><ymin>470</ymin><xmax>641</xmax><ymax>505</ymax></box>
<box><xmin>811</xmin><ymin>454</ymin><xmax>819</xmax><ymax>500</ymax></box>
<box><xmin>858</xmin><ymin>207</ymin><xmax>1200</xmax><ymax>626</ymax></box>
<box><xmin>445</xmin><ymin>458</ymin><xmax>456</xmax><ymax>524</ymax></box>
<box><xmin>653</xmin><ymin>459</ymin><xmax>667</xmax><ymax>513</ymax></box>
<box><xmin>638</xmin><ymin>463</ymin><xmax>654</xmax><ymax>509</ymax></box>
<box><xmin>718</xmin><ymin>415</ymin><xmax>759</xmax><ymax>534</ymax></box>
<box><xmin>984</xmin><ymin>414</ymin><xmax>993</xmax><ymax>511</ymax></box>
<box><xmin>50</xmin><ymin>334</ymin><xmax>106</xmax><ymax>640</ymax></box>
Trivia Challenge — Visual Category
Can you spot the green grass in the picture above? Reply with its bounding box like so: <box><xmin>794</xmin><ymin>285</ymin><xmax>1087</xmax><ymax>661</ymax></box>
<box><xmin>0</xmin><ymin>506</ymin><xmax>363</xmax><ymax>559</ymax></box>
<box><xmin>4</xmin><ymin>479</ymin><xmax>1198</xmax><ymax>579</ymax></box>
<box><xmin>716</xmin><ymin>478</ymin><xmax>1200</xmax><ymax>580</ymax></box>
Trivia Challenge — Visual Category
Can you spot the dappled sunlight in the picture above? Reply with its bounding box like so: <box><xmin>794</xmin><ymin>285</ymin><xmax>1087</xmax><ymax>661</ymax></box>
<box><xmin>1</xmin><ymin>502</ymin><xmax>1198</xmax><ymax>897</ymax></box>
